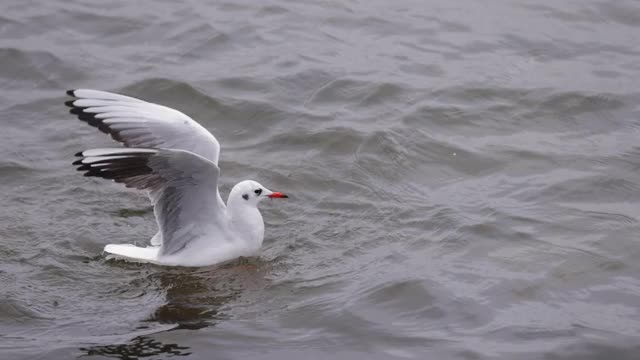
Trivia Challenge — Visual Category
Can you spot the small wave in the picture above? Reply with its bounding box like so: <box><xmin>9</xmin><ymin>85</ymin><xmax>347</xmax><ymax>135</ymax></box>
<box><xmin>0</xmin><ymin>48</ymin><xmax>84</xmax><ymax>88</ymax></box>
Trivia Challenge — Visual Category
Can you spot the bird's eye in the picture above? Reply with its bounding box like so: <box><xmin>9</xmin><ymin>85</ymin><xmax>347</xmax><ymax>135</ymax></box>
<box><xmin>254</xmin><ymin>188</ymin><xmax>262</xmax><ymax>195</ymax></box>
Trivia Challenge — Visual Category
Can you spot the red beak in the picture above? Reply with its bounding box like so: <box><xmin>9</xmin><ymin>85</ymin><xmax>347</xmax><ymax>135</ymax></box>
<box><xmin>267</xmin><ymin>192</ymin><xmax>288</xmax><ymax>199</ymax></box>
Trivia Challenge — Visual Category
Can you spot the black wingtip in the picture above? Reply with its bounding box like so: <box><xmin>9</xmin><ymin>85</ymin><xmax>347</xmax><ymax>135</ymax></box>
<box><xmin>66</xmin><ymin>89</ymin><xmax>76</xmax><ymax>97</ymax></box>
<box><xmin>75</xmin><ymin>151</ymin><xmax>84</xmax><ymax>157</ymax></box>
<box><xmin>64</xmin><ymin>100</ymin><xmax>75</xmax><ymax>108</ymax></box>
<box><xmin>72</xmin><ymin>159</ymin><xmax>83</xmax><ymax>165</ymax></box>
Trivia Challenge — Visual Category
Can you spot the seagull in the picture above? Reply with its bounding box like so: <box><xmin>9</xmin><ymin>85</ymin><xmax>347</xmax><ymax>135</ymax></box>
<box><xmin>67</xmin><ymin>89</ymin><xmax>288</xmax><ymax>267</ymax></box>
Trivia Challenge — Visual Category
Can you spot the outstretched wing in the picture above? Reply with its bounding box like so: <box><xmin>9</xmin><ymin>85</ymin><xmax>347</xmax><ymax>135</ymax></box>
<box><xmin>74</xmin><ymin>148</ymin><xmax>224</xmax><ymax>256</ymax></box>
<box><xmin>66</xmin><ymin>89</ymin><xmax>221</xmax><ymax>165</ymax></box>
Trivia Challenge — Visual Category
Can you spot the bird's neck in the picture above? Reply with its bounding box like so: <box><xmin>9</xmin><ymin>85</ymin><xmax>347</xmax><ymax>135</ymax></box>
<box><xmin>227</xmin><ymin>198</ymin><xmax>265</xmax><ymax>248</ymax></box>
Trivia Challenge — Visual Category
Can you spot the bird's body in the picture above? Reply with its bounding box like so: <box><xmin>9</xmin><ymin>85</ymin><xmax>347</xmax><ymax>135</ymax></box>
<box><xmin>67</xmin><ymin>89</ymin><xmax>288</xmax><ymax>267</ymax></box>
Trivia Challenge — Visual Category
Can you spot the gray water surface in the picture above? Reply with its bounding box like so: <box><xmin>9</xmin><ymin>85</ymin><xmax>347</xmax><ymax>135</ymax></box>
<box><xmin>2</xmin><ymin>1</ymin><xmax>640</xmax><ymax>359</ymax></box>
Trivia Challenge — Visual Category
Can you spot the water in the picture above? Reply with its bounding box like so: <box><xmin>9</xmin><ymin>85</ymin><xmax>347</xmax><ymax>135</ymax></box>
<box><xmin>2</xmin><ymin>0</ymin><xmax>640</xmax><ymax>359</ymax></box>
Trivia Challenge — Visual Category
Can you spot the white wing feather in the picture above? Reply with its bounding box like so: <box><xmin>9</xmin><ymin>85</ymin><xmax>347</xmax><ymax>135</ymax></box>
<box><xmin>75</xmin><ymin>148</ymin><xmax>225</xmax><ymax>257</ymax></box>
<box><xmin>66</xmin><ymin>89</ymin><xmax>221</xmax><ymax>165</ymax></box>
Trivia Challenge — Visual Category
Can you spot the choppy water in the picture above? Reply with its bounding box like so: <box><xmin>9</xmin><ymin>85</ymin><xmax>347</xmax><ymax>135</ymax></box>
<box><xmin>2</xmin><ymin>0</ymin><xmax>640</xmax><ymax>359</ymax></box>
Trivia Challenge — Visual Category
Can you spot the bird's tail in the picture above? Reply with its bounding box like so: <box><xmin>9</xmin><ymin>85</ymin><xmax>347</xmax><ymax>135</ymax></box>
<box><xmin>104</xmin><ymin>244</ymin><xmax>160</xmax><ymax>263</ymax></box>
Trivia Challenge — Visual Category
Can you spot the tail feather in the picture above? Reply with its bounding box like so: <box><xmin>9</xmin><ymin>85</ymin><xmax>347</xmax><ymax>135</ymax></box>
<box><xmin>150</xmin><ymin>231</ymin><xmax>162</xmax><ymax>246</ymax></box>
<box><xmin>104</xmin><ymin>244</ymin><xmax>159</xmax><ymax>263</ymax></box>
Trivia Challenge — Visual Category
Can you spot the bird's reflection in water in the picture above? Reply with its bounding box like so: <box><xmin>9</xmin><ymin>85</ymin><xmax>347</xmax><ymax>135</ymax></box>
<box><xmin>81</xmin><ymin>336</ymin><xmax>192</xmax><ymax>359</ymax></box>
<box><xmin>151</xmin><ymin>257</ymin><xmax>269</xmax><ymax>329</ymax></box>
<box><xmin>80</xmin><ymin>257</ymin><xmax>270</xmax><ymax>359</ymax></box>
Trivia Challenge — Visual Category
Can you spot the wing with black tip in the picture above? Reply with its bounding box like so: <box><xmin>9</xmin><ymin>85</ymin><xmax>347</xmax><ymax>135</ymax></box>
<box><xmin>66</xmin><ymin>89</ymin><xmax>221</xmax><ymax>165</ymax></box>
<box><xmin>74</xmin><ymin>148</ymin><xmax>224</xmax><ymax>256</ymax></box>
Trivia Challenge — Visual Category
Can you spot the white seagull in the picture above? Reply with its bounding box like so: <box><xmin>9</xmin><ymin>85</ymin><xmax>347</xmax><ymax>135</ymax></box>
<box><xmin>67</xmin><ymin>89</ymin><xmax>288</xmax><ymax>267</ymax></box>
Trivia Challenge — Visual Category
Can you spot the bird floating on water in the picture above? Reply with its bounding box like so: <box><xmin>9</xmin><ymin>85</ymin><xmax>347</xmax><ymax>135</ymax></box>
<box><xmin>67</xmin><ymin>89</ymin><xmax>288</xmax><ymax>267</ymax></box>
